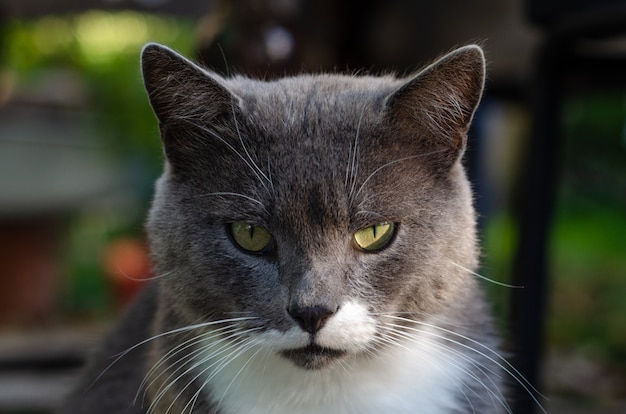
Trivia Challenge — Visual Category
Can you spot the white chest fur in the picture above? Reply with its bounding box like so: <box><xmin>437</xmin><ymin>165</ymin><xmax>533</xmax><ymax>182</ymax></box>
<box><xmin>197</xmin><ymin>327</ymin><xmax>468</xmax><ymax>414</ymax></box>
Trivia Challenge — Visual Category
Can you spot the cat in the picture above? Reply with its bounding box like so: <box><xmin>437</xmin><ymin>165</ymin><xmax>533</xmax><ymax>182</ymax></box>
<box><xmin>61</xmin><ymin>43</ymin><xmax>540</xmax><ymax>414</ymax></box>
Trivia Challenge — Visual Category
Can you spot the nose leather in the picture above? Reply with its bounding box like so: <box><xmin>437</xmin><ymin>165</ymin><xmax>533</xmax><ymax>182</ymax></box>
<box><xmin>288</xmin><ymin>305</ymin><xmax>336</xmax><ymax>334</ymax></box>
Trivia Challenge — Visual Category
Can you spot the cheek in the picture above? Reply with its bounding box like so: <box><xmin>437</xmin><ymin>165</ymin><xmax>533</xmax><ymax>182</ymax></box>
<box><xmin>165</xmin><ymin>247</ymin><xmax>285</xmax><ymax>318</ymax></box>
<box><xmin>355</xmin><ymin>253</ymin><xmax>417</xmax><ymax>300</ymax></box>
<box><xmin>358</xmin><ymin>248</ymin><xmax>449</xmax><ymax>315</ymax></box>
<box><xmin>218</xmin><ymin>261</ymin><xmax>296</xmax><ymax>328</ymax></box>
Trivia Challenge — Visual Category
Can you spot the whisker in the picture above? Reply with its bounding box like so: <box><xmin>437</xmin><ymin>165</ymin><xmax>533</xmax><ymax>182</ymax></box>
<box><xmin>180</xmin><ymin>338</ymin><xmax>254</xmax><ymax>414</ymax></box>
<box><xmin>222</xmin><ymin>311</ymin><xmax>256</xmax><ymax>315</ymax></box>
<box><xmin>353</xmin><ymin>150</ymin><xmax>447</xmax><ymax>200</ymax></box>
<box><xmin>229</xmin><ymin>99</ymin><xmax>273</xmax><ymax>194</ymax></box>
<box><xmin>212</xmin><ymin>338</ymin><xmax>265</xmax><ymax>413</ymax></box>
<box><xmin>178</xmin><ymin>119</ymin><xmax>271</xmax><ymax>194</ymax></box>
<box><xmin>353</xmin><ymin>210</ymin><xmax>387</xmax><ymax>220</ymax></box>
<box><xmin>181</xmin><ymin>336</ymin><xmax>260</xmax><ymax>414</ymax></box>
<box><xmin>91</xmin><ymin>317</ymin><xmax>259</xmax><ymax>391</ymax></box>
<box><xmin>381</xmin><ymin>315</ymin><xmax>546</xmax><ymax>413</ymax></box>
<box><xmin>136</xmin><ymin>325</ymin><xmax>241</xmax><ymax>405</ymax></box>
<box><xmin>149</xmin><ymin>340</ymin><xmax>233</xmax><ymax>414</ymax></box>
<box><xmin>346</xmin><ymin>104</ymin><xmax>367</xmax><ymax>206</ymax></box>
<box><xmin>369</xmin><ymin>310</ymin><xmax>479</xmax><ymax>330</ymax></box>
<box><xmin>149</xmin><ymin>327</ymin><xmax>262</xmax><ymax>414</ymax></box>
<box><xmin>451</xmin><ymin>262</ymin><xmax>524</xmax><ymax>289</ymax></box>
<box><xmin>114</xmin><ymin>268</ymin><xmax>174</xmax><ymax>283</ymax></box>
<box><xmin>266</xmin><ymin>155</ymin><xmax>275</xmax><ymax>193</ymax></box>
<box><xmin>373</xmin><ymin>331</ymin><xmax>481</xmax><ymax>413</ymax></box>
<box><xmin>193</xmin><ymin>191</ymin><xmax>267</xmax><ymax>211</ymax></box>
<box><xmin>152</xmin><ymin>327</ymin><xmax>257</xmax><ymax>394</ymax></box>
<box><xmin>259</xmin><ymin>346</ymin><xmax>273</xmax><ymax>380</ymax></box>
<box><xmin>355</xmin><ymin>190</ymin><xmax>395</xmax><ymax>208</ymax></box>
<box><xmin>379</xmin><ymin>323</ymin><xmax>511</xmax><ymax>414</ymax></box>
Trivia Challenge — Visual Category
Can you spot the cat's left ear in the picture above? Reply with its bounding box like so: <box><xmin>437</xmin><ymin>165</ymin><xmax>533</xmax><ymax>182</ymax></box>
<box><xmin>141</xmin><ymin>43</ymin><xmax>241</xmax><ymax>167</ymax></box>
<box><xmin>385</xmin><ymin>45</ymin><xmax>485</xmax><ymax>168</ymax></box>
<box><xmin>141</xmin><ymin>43</ymin><xmax>236</xmax><ymax>126</ymax></box>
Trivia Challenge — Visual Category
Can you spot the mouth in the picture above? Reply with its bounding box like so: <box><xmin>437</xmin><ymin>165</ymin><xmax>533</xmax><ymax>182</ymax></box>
<box><xmin>280</xmin><ymin>344</ymin><xmax>347</xmax><ymax>370</ymax></box>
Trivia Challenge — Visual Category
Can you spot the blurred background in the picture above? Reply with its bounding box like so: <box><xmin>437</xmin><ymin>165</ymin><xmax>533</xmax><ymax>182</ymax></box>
<box><xmin>0</xmin><ymin>0</ymin><xmax>625</xmax><ymax>413</ymax></box>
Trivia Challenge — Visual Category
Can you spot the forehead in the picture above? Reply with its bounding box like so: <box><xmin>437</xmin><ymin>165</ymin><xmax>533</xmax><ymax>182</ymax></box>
<box><xmin>230</xmin><ymin>76</ymin><xmax>395</xmax><ymax>168</ymax></box>
<box><xmin>237</xmin><ymin>83</ymin><xmax>371</xmax><ymax>181</ymax></box>
<box><xmin>229</xmin><ymin>74</ymin><xmax>396</xmax><ymax>127</ymax></box>
<box><xmin>212</xmin><ymin>76</ymin><xmax>422</xmax><ymax>229</ymax></box>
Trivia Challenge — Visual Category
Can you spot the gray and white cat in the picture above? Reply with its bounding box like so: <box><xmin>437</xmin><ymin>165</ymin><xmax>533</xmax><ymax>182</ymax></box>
<box><xmin>62</xmin><ymin>43</ymin><xmax>537</xmax><ymax>414</ymax></box>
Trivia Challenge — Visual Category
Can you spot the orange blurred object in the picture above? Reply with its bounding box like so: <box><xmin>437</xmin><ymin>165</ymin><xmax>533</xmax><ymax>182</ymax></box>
<box><xmin>102</xmin><ymin>237</ymin><xmax>152</xmax><ymax>306</ymax></box>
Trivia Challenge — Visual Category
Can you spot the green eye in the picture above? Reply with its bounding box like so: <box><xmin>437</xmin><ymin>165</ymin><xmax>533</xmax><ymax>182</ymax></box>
<box><xmin>353</xmin><ymin>222</ymin><xmax>396</xmax><ymax>251</ymax></box>
<box><xmin>230</xmin><ymin>222</ymin><xmax>274</xmax><ymax>253</ymax></box>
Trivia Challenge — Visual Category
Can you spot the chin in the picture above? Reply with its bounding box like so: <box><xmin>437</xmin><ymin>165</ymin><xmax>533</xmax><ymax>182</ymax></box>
<box><xmin>280</xmin><ymin>344</ymin><xmax>348</xmax><ymax>370</ymax></box>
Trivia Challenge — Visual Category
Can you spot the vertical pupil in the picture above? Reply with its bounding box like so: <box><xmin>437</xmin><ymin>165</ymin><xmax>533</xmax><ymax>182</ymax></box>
<box><xmin>248</xmin><ymin>225</ymin><xmax>254</xmax><ymax>239</ymax></box>
<box><xmin>353</xmin><ymin>222</ymin><xmax>394</xmax><ymax>251</ymax></box>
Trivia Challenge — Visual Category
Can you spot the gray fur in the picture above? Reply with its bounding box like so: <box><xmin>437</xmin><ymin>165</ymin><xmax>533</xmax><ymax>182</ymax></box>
<box><xmin>61</xmin><ymin>44</ymin><xmax>531</xmax><ymax>414</ymax></box>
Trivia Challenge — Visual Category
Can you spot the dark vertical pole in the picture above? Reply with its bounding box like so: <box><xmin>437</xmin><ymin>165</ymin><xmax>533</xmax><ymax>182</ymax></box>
<box><xmin>510</xmin><ymin>37</ymin><xmax>562</xmax><ymax>413</ymax></box>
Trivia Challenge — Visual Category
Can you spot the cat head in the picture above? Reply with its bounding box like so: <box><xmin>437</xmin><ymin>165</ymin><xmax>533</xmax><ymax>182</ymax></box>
<box><xmin>142</xmin><ymin>43</ymin><xmax>485</xmax><ymax>369</ymax></box>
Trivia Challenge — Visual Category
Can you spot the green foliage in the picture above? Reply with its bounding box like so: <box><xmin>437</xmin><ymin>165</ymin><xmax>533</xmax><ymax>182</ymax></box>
<box><xmin>549</xmin><ymin>207</ymin><xmax>626</xmax><ymax>358</ymax></box>
<box><xmin>549</xmin><ymin>91</ymin><xmax>626</xmax><ymax>365</ymax></box>
<box><xmin>3</xmin><ymin>12</ymin><xmax>197</xmax><ymax>316</ymax></box>
<box><xmin>483</xmin><ymin>90</ymin><xmax>626</xmax><ymax>371</ymax></box>
<box><xmin>4</xmin><ymin>11</ymin><xmax>196</xmax><ymax>169</ymax></box>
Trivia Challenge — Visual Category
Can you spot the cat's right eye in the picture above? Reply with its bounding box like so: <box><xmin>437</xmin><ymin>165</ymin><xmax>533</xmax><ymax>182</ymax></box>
<box><xmin>353</xmin><ymin>222</ymin><xmax>396</xmax><ymax>252</ymax></box>
<box><xmin>230</xmin><ymin>222</ymin><xmax>275</xmax><ymax>254</ymax></box>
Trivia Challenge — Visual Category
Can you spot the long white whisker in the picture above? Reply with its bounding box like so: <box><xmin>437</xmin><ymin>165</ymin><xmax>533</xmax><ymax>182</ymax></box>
<box><xmin>213</xmin><ymin>339</ymin><xmax>264</xmax><ymax>413</ymax></box>
<box><xmin>147</xmin><ymin>338</ymin><xmax>231</xmax><ymax>414</ymax></box>
<box><xmin>184</xmin><ymin>336</ymin><xmax>260</xmax><ymax>413</ymax></box>
<box><xmin>182</xmin><ymin>338</ymin><xmax>259</xmax><ymax>414</ymax></box>
<box><xmin>136</xmin><ymin>325</ymin><xmax>241</xmax><ymax>405</ymax></box>
<box><xmin>451</xmin><ymin>262</ymin><xmax>524</xmax><ymax>289</ymax></box>
<box><xmin>382</xmin><ymin>321</ymin><xmax>506</xmax><ymax>386</ymax></box>
<box><xmin>229</xmin><ymin>99</ymin><xmax>273</xmax><ymax>194</ymax></box>
<box><xmin>266</xmin><ymin>155</ymin><xmax>275</xmax><ymax>192</ymax></box>
<box><xmin>159</xmin><ymin>339</ymin><xmax>241</xmax><ymax>414</ymax></box>
<box><xmin>379</xmin><ymin>323</ymin><xmax>511</xmax><ymax>414</ymax></box>
<box><xmin>149</xmin><ymin>327</ymin><xmax>262</xmax><ymax>414</ymax></box>
<box><xmin>354</xmin><ymin>150</ymin><xmax>446</xmax><ymax>200</ymax></box>
<box><xmin>115</xmin><ymin>268</ymin><xmax>175</xmax><ymax>283</ymax></box>
<box><xmin>193</xmin><ymin>191</ymin><xmax>267</xmax><ymax>211</ymax></box>
<box><xmin>155</xmin><ymin>327</ymin><xmax>257</xmax><ymax>396</ymax></box>
<box><xmin>355</xmin><ymin>190</ymin><xmax>395</xmax><ymax>208</ymax></box>
<box><xmin>347</xmin><ymin>105</ymin><xmax>367</xmax><ymax>206</ymax></box>
<box><xmin>374</xmin><ymin>331</ymin><xmax>481</xmax><ymax>414</ymax></box>
<box><xmin>382</xmin><ymin>316</ymin><xmax>546</xmax><ymax>413</ymax></box>
<box><xmin>369</xmin><ymin>310</ymin><xmax>476</xmax><ymax>330</ymax></box>
<box><xmin>179</xmin><ymin>119</ymin><xmax>270</xmax><ymax>193</ymax></box>
<box><xmin>91</xmin><ymin>317</ymin><xmax>258</xmax><ymax>391</ymax></box>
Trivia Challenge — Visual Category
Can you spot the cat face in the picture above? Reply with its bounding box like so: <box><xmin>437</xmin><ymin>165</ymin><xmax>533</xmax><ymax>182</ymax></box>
<box><xmin>142</xmin><ymin>44</ymin><xmax>485</xmax><ymax>370</ymax></box>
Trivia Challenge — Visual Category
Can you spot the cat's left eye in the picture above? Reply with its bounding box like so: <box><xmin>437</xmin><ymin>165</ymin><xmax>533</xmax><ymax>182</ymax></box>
<box><xmin>353</xmin><ymin>222</ymin><xmax>396</xmax><ymax>252</ymax></box>
<box><xmin>230</xmin><ymin>222</ymin><xmax>275</xmax><ymax>254</ymax></box>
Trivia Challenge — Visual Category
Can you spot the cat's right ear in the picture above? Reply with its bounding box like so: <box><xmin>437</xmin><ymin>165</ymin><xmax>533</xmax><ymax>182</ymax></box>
<box><xmin>141</xmin><ymin>43</ymin><xmax>236</xmax><ymax>127</ymax></box>
<box><xmin>384</xmin><ymin>45</ymin><xmax>485</xmax><ymax>172</ymax></box>
<box><xmin>141</xmin><ymin>44</ymin><xmax>240</xmax><ymax>166</ymax></box>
